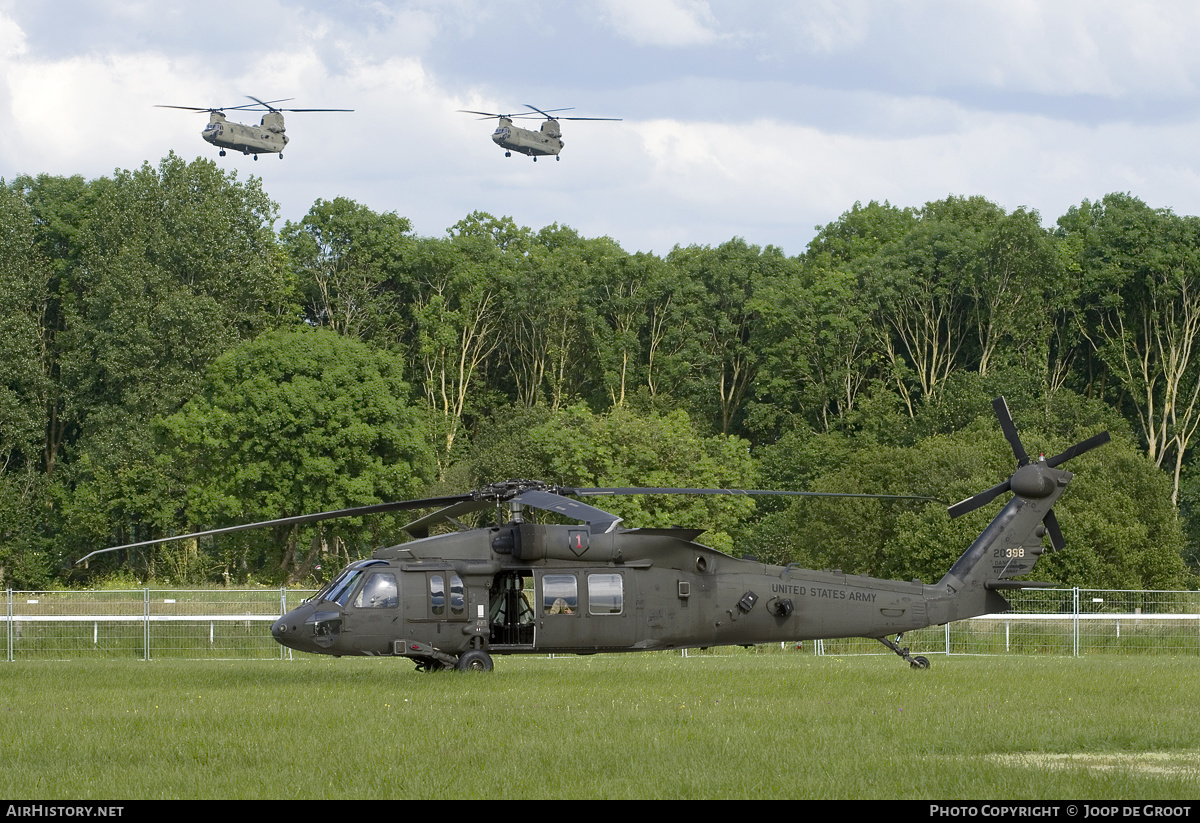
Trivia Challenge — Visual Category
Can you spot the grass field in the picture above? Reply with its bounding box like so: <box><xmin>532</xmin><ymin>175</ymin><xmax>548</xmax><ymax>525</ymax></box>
<box><xmin>1</xmin><ymin>652</ymin><xmax>1197</xmax><ymax>799</ymax></box>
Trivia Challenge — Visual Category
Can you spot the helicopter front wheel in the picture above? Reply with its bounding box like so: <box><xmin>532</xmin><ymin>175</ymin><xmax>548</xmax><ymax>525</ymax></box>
<box><xmin>219</xmin><ymin>150</ymin><xmax>226</xmax><ymax>157</ymax></box>
<box><xmin>505</xmin><ymin>151</ymin><xmax>511</xmax><ymax>157</ymax></box>
<box><xmin>455</xmin><ymin>649</ymin><xmax>494</xmax><ymax>672</ymax></box>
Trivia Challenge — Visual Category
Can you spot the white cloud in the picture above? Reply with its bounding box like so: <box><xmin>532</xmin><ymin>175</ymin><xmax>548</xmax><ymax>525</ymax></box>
<box><xmin>0</xmin><ymin>11</ymin><xmax>25</xmax><ymax>59</ymax></box>
<box><xmin>598</xmin><ymin>0</ymin><xmax>720</xmax><ymax>47</ymax></box>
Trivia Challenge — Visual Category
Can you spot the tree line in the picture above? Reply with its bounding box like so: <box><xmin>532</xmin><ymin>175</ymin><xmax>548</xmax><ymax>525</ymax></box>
<box><xmin>1</xmin><ymin>153</ymin><xmax>1195</xmax><ymax>589</ymax></box>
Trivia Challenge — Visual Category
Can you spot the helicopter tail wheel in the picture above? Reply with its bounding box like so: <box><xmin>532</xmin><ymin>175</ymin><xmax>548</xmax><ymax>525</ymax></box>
<box><xmin>875</xmin><ymin>634</ymin><xmax>931</xmax><ymax>669</ymax></box>
<box><xmin>279</xmin><ymin>153</ymin><xmax>283</xmax><ymax>159</ymax></box>
<box><xmin>455</xmin><ymin>649</ymin><xmax>494</xmax><ymax>672</ymax></box>
<box><xmin>533</xmin><ymin>156</ymin><xmax>537</xmax><ymax>162</ymax></box>
<box><xmin>556</xmin><ymin>156</ymin><xmax>560</xmax><ymax>161</ymax></box>
<box><xmin>253</xmin><ymin>154</ymin><xmax>258</xmax><ymax>161</ymax></box>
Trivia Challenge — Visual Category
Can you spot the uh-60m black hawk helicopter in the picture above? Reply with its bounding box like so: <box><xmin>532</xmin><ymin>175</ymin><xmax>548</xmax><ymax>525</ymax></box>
<box><xmin>79</xmin><ymin>398</ymin><xmax>1108</xmax><ymax>671</ymax></box>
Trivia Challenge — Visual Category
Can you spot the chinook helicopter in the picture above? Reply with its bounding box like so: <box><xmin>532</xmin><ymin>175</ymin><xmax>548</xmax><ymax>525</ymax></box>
<box><xmin>458</xmin><ymin>104</ymin><xmax>621</xmax><ymax>161</ymax></box>
<box><xmin>78</xmin><ymin>399</ymin><xmax>1108</xmax><ymax>671</ymax></box>
<box><xmin>156</xmin><ymin>96</ymin><xmax>352</xmax><ymax>160</ymax></box>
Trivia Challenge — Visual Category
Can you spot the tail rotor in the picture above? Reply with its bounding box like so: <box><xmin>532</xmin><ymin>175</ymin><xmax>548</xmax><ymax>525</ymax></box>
<box><xmin>947</xmin><ymin>397</ymin><xmax>1110</xmax><ymax>550</ymax></box>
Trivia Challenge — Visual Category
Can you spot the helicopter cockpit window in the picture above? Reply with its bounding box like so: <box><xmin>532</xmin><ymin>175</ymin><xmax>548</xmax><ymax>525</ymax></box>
<box><xmin>542</xmin><ymin>574</ymin><xmax>577</xmax><ymax>615</ymax></box>
<box><xmin>354</xmin><ymin>573</ymin><xmax>398</xmax><ymax>608</ymax></box>
<box><xmin>588</xmin><ymin>574</ymin><xmax>623</xmax><ymax>615</ymax></box>
<box><xmin>321</xmin><ymin>570</ymin><xmax>364</xmax><ymax>607</ymax></box>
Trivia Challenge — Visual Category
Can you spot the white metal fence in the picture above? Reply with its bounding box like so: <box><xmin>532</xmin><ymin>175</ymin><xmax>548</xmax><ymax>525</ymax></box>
<box><xmin>2</xmin><ymin>587</ymin><xmax>1198</xmax><ymax>661</ymax></box>
<box><xmin>2</xmin><ymin>588</ymin><xmax>315</xmax><ymax>660</ymax></box>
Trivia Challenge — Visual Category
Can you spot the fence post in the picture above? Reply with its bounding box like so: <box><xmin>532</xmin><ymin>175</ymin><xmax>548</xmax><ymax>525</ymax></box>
<box><xmin>5</xmin><ymin>589</ymin><xmax>10</xmax><ymax>662</ymax></box>
<box><xmin>1072</xmin><ymin>587</ymin><xmax>1079</xmax><ymax>657</ymax></box>
<box><xmin>280</xmin><ymin>587</ymin><xmax>287</xmax><ymax>660</ymax></box>
<box><xmin>143</xmin><ymin>588</ymin><xmax>150</xmax><ymax>661</ymax></box>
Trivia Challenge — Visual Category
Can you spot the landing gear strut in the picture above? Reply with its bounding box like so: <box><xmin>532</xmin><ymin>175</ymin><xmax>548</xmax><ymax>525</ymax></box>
<box><xmin>876</xmin><ymin>633</ymin><xmax>930</xmax><ymax>669</ymax></box>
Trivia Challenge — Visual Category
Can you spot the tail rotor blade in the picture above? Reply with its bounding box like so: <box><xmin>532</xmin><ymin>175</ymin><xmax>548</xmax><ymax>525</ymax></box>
<box><xmin>1045</xmin><ymin>431</ymin><xmax>1111</xmax><ymax>468</ymax></box>
<box><xmin>1043</xmin><ymin>508</ymin><xmax>1066</xmax><ymax>550</ymax></box>
<box><xmin>994</xmin><ymin>397</ymin><xmax>1030</xmax><ymax>466</ymax></box>
<box><xmin>948</xmin><ymin>479</ymin><xmax>1012</xmax><ymax>519</ymax></box>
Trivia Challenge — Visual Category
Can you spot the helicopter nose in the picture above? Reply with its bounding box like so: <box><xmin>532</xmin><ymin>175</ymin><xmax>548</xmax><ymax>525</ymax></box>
<box><xmin>271</xmin><ymin>615</ymin><xmax>303</xmax><ymax>649</ymax></box>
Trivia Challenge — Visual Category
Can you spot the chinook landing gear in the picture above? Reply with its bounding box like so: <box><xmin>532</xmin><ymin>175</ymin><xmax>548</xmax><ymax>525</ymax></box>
<box><xmin>877</xmin><ymin>633</ymin><xmax>930</xmax><ymax>669</ymax></box>
<box><xmin>219</xmin><ymin>150</ymin><xmax>226</xmax><ymax>156</ymax></box>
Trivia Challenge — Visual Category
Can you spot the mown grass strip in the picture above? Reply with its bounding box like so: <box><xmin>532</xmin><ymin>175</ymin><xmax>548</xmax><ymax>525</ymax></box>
<box><xmin>1</xmin><ymin>653</ymin><xmax>1197</xmax><ymax>799</ymax></box>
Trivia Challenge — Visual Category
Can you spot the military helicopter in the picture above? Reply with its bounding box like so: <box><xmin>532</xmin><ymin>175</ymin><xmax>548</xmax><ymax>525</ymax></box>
<box><xmin>156</xmin><ymin>96</ymin><xmax>352</xmax><ymax>160</ymax></box>
<box><xmin>458</xmin><ymin>104</ymin><xmax>621</xmax><ymax>161</ymax></box>
<box><xmin>77</xmin><ymin>398</ymin><xmax>1108</xmax><ymax>671</ymax></box>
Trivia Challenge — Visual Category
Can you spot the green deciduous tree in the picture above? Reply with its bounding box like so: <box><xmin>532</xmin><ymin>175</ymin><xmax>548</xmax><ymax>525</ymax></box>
<box><xmin>281</xmin><ymin>196</ymin><xmax>414</xmax><ymax>343</ymax></box>
<box><xmin>154</xmin><ymin>327</ymin><xmax>435</xmax><ymax>584</ymax></box>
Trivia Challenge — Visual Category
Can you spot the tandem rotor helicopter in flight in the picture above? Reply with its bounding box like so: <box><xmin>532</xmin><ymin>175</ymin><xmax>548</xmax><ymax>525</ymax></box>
<box><xmin>78</xmin><ymin>399</ymin><xmax>1108</xmax><ymax>671</ymax></box>
<box><xmin>459</xmin><ymin>104</ymin><xmax>621</xmax><ymax>161</ymax></box>
<box><xmin>156</xmin><ymin>96</ymin><xmax>352</xmax><ymax>160</ymax></box>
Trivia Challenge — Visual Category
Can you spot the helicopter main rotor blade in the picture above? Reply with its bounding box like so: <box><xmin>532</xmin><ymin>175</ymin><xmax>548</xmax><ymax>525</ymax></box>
<box><xmin>566</xmin><ymin>486</ymin><xmax>943</xmax><ymax>503</ymax></box>
<box><xmin>557</xmin><ymin>116</ymin><xmax>624</xmax><ymax>121</ymax></box>
<box><xmin>511</xmin><ymin>490</ymin><xmax>624</xmax><ymax>533</ymax></box>
<box><xmin>458</xmin><ymin>109</ymin><xmax>551</xmax><ymax>120</ymax></box>
<box><xmin>245</xmin><ymin>95</ymin><xmax>296</xmax><ymax>110</ymax></box>
<box><xmin>75</xmin><ymin>493</ymin><xmax>474</xmax><ymax>565</ymax></box>
<box><xmin>401</xmin><ymin>499</ymin><xmax>498</xmax><ymax>539</ymax></box>
<box><xmin>523</xmin><ymin>104</ymin><xmax>574</xmax><ymax>119</ymax></box>
<box><xmin>155</xmin><ymin>104</ymin><xmax>209</xmax><ymax>111</ymax></box>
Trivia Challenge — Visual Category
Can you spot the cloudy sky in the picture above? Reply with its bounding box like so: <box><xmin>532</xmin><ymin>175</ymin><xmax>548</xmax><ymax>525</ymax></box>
<box><xmin>2</xmin><ymin>0</ymin><xmax>1199</xmax><ymax>255</ymax></box>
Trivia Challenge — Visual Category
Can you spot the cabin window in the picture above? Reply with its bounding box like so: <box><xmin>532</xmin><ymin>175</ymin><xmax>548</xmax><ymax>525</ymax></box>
<box><xmin>430</xmin><ymin>574</ymin><xmax>445</xmax><ymax>616</ymax></box>
<box><xmin>542</xmin><ymin>574</ymin><xmax>577</xmax><ymax>615</ymax></box>
<box><xmin>587</xmin><ymin>574</ymin><xmax>623</xmax><ymax>615</ymax></box>
<box><xmin>450</xmin><ymin>574</ymin><xmax>465</xmax><ymax>616</ymax></box>
<box><xmin>354</xmin><ymin>573</ymin><xmax>398</xmax><ymax>608</ymax></box>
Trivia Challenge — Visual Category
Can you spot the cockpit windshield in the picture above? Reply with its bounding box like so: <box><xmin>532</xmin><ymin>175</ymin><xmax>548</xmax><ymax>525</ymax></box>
<box><xmin>314</xmin><ymin>569</ymin><xmax>363</xmax><ymax>607</ymax></box>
